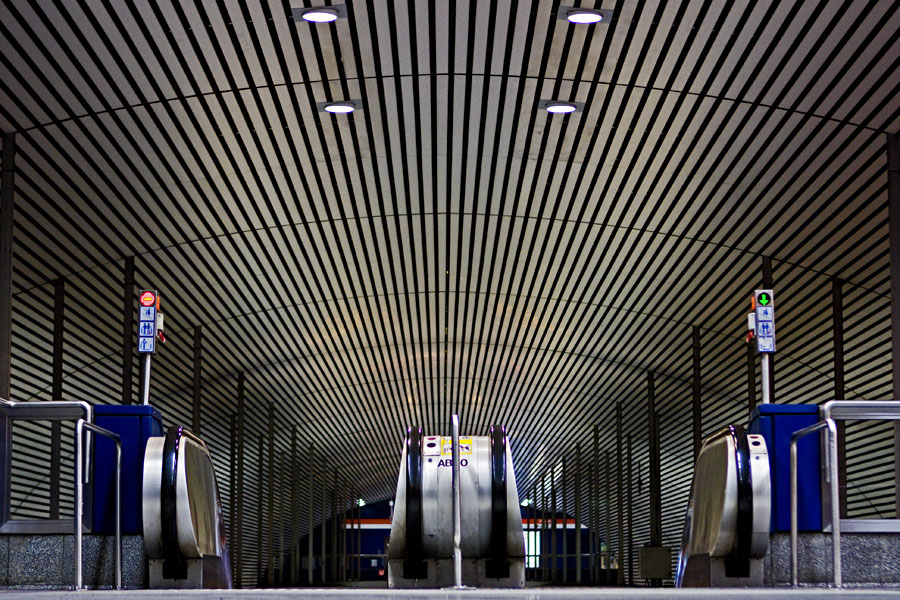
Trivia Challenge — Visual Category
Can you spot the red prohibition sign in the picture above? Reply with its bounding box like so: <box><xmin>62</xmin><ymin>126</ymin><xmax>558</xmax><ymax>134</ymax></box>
<box><xmin>140</xmin><ymin>291</ymin><xmax>157</xmax><ymax>307</ymax></box>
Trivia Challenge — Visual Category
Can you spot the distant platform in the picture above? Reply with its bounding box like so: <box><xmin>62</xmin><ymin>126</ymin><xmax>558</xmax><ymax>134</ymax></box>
<box><xmin>4</xmin><ymin>587</ymin><xmax>900</xmax><ymax>600</ymax></box>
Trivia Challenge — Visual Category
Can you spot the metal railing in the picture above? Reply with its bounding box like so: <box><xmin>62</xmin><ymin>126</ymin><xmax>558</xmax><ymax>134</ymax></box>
<box><xmin>0</xmin><ymin>398</ymin><xmax>92</xmax><ymax>533</ymax></box>
<box><xmin>790</xmin><ymin>400</ymin><xmax>900</xmax><ymax>589</ymax></box>
<box><xmin>75</xmin><ymin>419</ymin><xmax>121</xmax><ymax>590</ymax></box>
<box><xmin>790</xmin><ymin>418</ymin><xmax>839</xmax><ymax>587</ymax></box>
<box><xmin>0</xmin><ymin>399</ymin><xmax>122</xmax><ymax>589</ymax></box>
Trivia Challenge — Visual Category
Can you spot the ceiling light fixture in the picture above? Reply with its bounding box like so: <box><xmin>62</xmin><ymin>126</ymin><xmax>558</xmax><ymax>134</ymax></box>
<box><xmin>566</xmin><ymin>9</ymin><xmax>604</xmax><ymax>24</ymax></box>
<box><xmin>544</xmin><ymin>101</ymin><xmax>578</xmax><ymax>114</ymax></box>
<box><xmin>323</xmin><ymin>101</ymin><xmax>356</xmax><ymax>114</ymax></box>
<box><xmin>300</xmin><ymin>7</ymin><xmax>339</xmax><ymax>23</ymax></box>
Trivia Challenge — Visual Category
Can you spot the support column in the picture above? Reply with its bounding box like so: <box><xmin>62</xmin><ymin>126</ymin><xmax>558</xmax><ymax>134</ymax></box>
<box><xmin>889</xmin><ymin>131</ymin><xmax>900</xmax><ymax>515</ymax></box>
<box><xmin>648</xmin><ymin>372</ymin><xmax>662</xmax><ymax>555</ymax></box>
<box><xmin>0</xmin><ymin>134</ymin><xmax>14</xmax><ymax>528</ymax></box>
<box><xmin>551</xmin><ymin>469</ymin><xmax>557</xmax><ymax>583</ymax></box>
<box><xmin>290</xmin><ymin>426</ymin><xmax>298</xmax><ymax>585</ymax></box>
<box><xmin>320</xmin><ymin>472</ymin><xmax>327</xmax><ymax>583</ymax></box>
<box><xmin>121</xmin><ymin>256</ymin><xmax>135</xmax><ymax>404</ymax></box>
<box><xmin>267</xmin><ymin>404</ymin><xmax>275</xmax><ymax>586</ymax></box>
<box><xmin>833</xmin><ymin>277</ymin><xmax>847</xmax><ymax>518</ymax></box>
<box><xmin>229</xmin><ymin>414</ymin><xmax>237</xmax><ymax>580</ymax></box>
<box><xmin>616</xmin><ymin>403</ymin><xmax>624</xmax><ymax>586</ymax></box>
<box><xmin>692</xmin><ymin>326</ymin><xmax>702</xmax><ymax>462</ymax></box>
<box><xmin>192</xmin><ymin>326</ymin><xmax>202</xmax><ymax>434</ymax></box>
<box><xmin>604</xmin><ymin>450</ymin><xmax>611</xmax><ymax>584</ymax></box>
<box><xmin>625</xmin><ymin>434</ymin><xmax>633</xmax><ymax>586</ymax></box>
<box><xmin>236</xmin><ymin>374</ymin><xmax>245</xmax><ymax>588</ymax></box>
<box><xmin>561</xmin><ymin>456</ymin><xmax>567</xmax><ymax>584</ymax></box>
<box><xmin>308</xmin><ymin>446</ymin><xmax>315</xmax><ymax>585</ymax></box>
<box><xmin>575</xmin><ymin>443</ymin><xmax>582</xmax><ymax>584</ymax></box>
<box><xmin>49</xmin><ymin>279</ymin><xmax>64</xmax><ymax>519</ymax></box>
<box><xmin>592</xmin><ymin>424</ymin><xmax>600</xmax><ymax>582</ymax></box>
<box><xmin>257</xmin><ymin>436</ymin><xmax>265</xmax><ymax>584</ymax></box>
<box><xmin>762</xmin><ymin>255</ymin><xmax>775</xmax><ymax>400</ymax></box>
<box><xmin>0</xmin><ymin>133</ymin><xmax>14</xmax><ymax>400</ymax></box>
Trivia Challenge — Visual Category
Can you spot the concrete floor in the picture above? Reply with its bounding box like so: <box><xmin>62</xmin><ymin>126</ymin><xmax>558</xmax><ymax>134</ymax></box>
<box><xmin>3</xmin><ymin>589</ymin><xmax>900</xmax><ymax>599</ymax></box>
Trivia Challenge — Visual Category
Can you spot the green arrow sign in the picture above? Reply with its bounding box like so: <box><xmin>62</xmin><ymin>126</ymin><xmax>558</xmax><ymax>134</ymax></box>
<box><xmin>758</xmin><ymin>293</ymin><xmax>770</xmax><ymax>306</ymax></box>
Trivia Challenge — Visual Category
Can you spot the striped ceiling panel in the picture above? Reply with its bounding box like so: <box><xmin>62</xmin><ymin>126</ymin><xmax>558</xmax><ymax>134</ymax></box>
<box><xmin>2</xmin><ymin>0</ymin><xmax>900</xmax><ymax>584</ymax></box>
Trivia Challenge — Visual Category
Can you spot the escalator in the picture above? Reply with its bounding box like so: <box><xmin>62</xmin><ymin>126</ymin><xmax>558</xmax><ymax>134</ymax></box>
<box><xmin>143</xmin><ymin>425</ymin><xmax>232</xmax><ymax>589</ymax></box>
<box><xmin>676</xmin><ymin>424</ymin><xmax>770</xmax><ymax>587</ymax></box>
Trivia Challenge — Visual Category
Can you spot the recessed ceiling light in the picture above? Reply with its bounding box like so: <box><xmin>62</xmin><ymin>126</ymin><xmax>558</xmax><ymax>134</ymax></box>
<box><xmin>545</xmin><ymin>101</ymin><xmax>578</xmax><ymax>114</ymax></box>
<box><xmin>566</xmin><ymin>9</ymin><xmax>604</xmax><ymax>24</ymax></box>
<box><xmin>323</xmin><ymin>101</ymin><xmax>356</xmax><ymax>114</ymax></box>
<box><xmin>300</xmin><ymin>7</ymin><xmax>339</xmax><ymax>23</ymax></box>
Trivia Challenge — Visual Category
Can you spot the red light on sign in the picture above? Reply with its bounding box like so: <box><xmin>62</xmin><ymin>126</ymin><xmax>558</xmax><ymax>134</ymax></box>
<box><xmin>140</xmin><ymin>291</ymin><xmax>156</xmax><ymax>307</ymax></box>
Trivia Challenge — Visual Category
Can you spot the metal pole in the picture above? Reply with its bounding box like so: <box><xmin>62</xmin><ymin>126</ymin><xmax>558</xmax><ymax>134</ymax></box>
<box><xmin>192</xmin><ymin>326</ymin><xmax>202</xmax><ymax>434</ymax></box>
<box><xmin>115</xmin><ymin>432</ymin><xmax>122</xmax><ymax>590</ymax></box>
<box><xmin>762</xmin><ymin>255</ymin><xmax>775</xmax><ymax>402</ymax></box>
<box><xmin>747</xmin><ymin>339</ymin><xmax>756</xmax><ymax>414</ymax></box>
<box><xmin>692</xmin><ymin>326</ymin><xmax>702</xmax><ymax>462</ymax></box>
<box><xmin>541</xmin><ymin>476</ymin><xmax>547</xmax><ymax>581</ymax></box>
<box><xmin>649</xmin><ymin>371</ymin><xmax>661</xmax><ymax>551</ymax></box>
<box><xmin>121</xmin><ymin>256</ymin><xmax>135</xmax><ymax>405</ymax></box>
<box><xmin>451</xmin><ymin>413</ymin><xmax>462</xmax><ymax>588</ymax></box>
<box><xmin>75</xmin><ymin>420</ymin><xmax>84</xmax><ymax>590</ymax></box>
<box><xmin>140</xmin><ymin>353</ymin><xmax>152</xmax><ymax>405</ymax></box>
<box><xmin>50</xmin><ymin>279</ymin><xmax>64</xmax><ymax>519</ymax></box>
<box><xmin>888</xmin><ymin>131</ymin><xmax>900</xmax><ymax>515</ymax></box>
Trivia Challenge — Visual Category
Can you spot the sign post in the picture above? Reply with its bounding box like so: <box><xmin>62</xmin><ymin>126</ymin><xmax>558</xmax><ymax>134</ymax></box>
<box><xmin>137</xmin><ymin>290</ymin><xmax>158</xmax><ymax>405</ymax></box>
<box><xmin>754</xmin><ymin>289</ymin><xmax>776</xmax><ymax>404</ymax></box>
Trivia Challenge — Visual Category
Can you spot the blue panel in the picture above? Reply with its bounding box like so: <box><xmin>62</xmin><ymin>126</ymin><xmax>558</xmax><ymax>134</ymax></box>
<box><xmin>92</xmin><ymin>405</ymin><xmax>164</xmax><ymax>534</ymax></box>
<box><xmin>749</xmin><ymin>404</ymin><xmax>821</xmax><ymax>532</ymax></box>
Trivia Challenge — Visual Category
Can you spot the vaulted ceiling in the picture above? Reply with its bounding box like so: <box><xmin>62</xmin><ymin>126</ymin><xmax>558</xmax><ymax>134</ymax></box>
<box><xmin>3</xmin><ymin>0</ymin><xmax>900</xmax><ymax>570</ymax></box>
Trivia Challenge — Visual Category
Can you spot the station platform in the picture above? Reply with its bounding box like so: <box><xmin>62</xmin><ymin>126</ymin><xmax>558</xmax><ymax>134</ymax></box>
<box><xmin>2</xmin><ymin>589</ymin><xmax>900</xmax><ymax>600</ymax></box>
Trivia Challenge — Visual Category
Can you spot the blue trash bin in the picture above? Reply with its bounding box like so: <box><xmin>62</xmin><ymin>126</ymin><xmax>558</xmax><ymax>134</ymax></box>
<box><xmin>92</xmin><ymin>405</ymin><xmax>163</xmax><ymax>534</ymax></box>
<box><xmin>749</xmin><ymin>403</ymin><xmax>822</xmax><ymax>532</ymax></box>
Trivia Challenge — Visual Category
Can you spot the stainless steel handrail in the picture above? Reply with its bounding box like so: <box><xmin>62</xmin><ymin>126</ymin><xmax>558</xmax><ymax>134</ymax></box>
<box><xmin>0</xmin><ymin>398</ymin><xmax>93</xmax><ymax>482</ymax></box>
<box><xmin>451</xmin><ymin>413</ymin><xmax>462</xmax><ymax>589</ymax></box>
<box><xmin>790</xmin><ymin>418</ymin><xmax>840</xmax><ymax>588</ymax></box>
<box><xmin>75</xmin><ymin>419</ymin><xmax>121</xmax><ymax>590</ymax></box>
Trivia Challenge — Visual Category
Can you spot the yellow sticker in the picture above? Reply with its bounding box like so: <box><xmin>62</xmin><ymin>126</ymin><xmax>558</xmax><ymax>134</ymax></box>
<box><xmin>440</xmin><ymin>436</ymin><xmax>473</xmax><ymax>455</ymax></box>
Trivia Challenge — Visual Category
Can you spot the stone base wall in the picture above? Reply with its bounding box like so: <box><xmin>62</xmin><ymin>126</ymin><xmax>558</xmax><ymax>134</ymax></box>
<box><xmin>766</xmin><ymin>532</ymin><xmax>900</xmax><ymax>587</ymax></box>
<box><xmin>0</xmin><ymin>534</ymin><xmax>146</xmax><ymax>589</ymax></box>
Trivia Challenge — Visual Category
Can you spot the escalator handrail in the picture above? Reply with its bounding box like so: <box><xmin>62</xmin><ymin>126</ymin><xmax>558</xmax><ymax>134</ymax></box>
<box><xmin>403</xmin><ymin>426</ymin><xmax>426</xmax><ymax>578</ymax></box>
<box><xmin>486</xmin><ymin>425</ymin><xmax>508</xmax><ymax>578</ymax></box>
<box><xmin>675</xmin><ymin>424</ymin><xmax>754</xmax><ymax>585</ymax></box>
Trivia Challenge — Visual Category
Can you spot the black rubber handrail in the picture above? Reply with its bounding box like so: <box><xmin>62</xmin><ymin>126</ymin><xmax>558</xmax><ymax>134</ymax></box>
<box><xmin>725</xmin><ymin>423</ymin><xmax>753</xmax><ymax>578</ymax></box>
<box><xmin>161</xmin><ymin>425</ymin><xmax>189</xmax><ymax>580</ymax></box>
<box><xmin>486</xmin><ymin>425</ymin><xmax>509</xmax><ymax>578</ymax></box>
<box><xmin>403</xmin><ymin>425</ymin><xmax>427</xmax><ymax>579</ymax></box>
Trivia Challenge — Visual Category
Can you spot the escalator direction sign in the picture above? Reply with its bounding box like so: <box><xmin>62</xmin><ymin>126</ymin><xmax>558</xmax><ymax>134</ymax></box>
<box><xmin>754</xmin><ymin>289</ymin><xmax>775</xmax><ymax>353</ymax></box>
<box><xmin>138</xmin><ymin>289</ymin><xmax>158</xmax><ymax>354</ymax></box>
